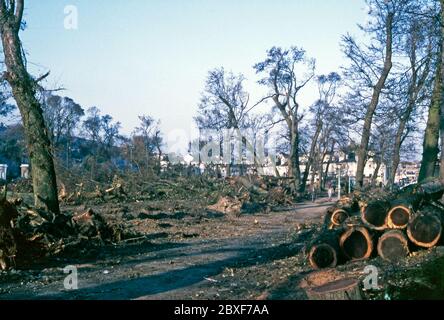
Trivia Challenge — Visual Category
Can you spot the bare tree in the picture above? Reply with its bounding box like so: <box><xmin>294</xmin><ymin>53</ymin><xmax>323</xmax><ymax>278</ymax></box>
<box><xmin>419</xmin><ymin>0</ymin><xmax>442</xmax><ymax>182</ymax></box>
<box><xmin>195</xmin><ymin>68</ymin><xmax>266</xmax><ymax>175</ymax></box>
<box><xmin>390</xmin><ymin>15</ymin><xmax>434</xmax><ymax>186</ymax></box>
<box><xmin>254</xmin><ymin>47</ymin><xmax>315</xmax><ymax>190</ymax></box>
<box><xmin>342</xmin><ymin>0</ymin><xmax>410</xmax><ymax>188</ymax></box>
<box><xmin>132</xmin><ymin>115</ymin><xmax>163</xmax><ymax>172</ymax></box>
<box><xmin>0</xmin><ymin>0</ymin><xmax>60</xmax><ymax>213</ymax></box>
<box><xmin>300</xmin><ymin>72</ymin><xmax>341</xmax><ymax>192</ymax></box>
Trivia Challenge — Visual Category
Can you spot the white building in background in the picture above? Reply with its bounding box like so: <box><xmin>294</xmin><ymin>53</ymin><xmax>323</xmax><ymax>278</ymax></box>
<box><xmin>260</xmin><ymin>151</ymin><xmax>388</xmax><ymax>186</ymax></box>
<box><xmin>20</xmin><ymin>164</ymin><xmax>30</xmax><ymax>179</ymax></box>
<box><xmin>394</xmin><ymin>161</ymin><xmax>420</xmax><ymax>185</ymax></box>
<box><xmin>0</xmin><ymin>164</ymin><xmax>7</xmax><ymax>180</ymax></box>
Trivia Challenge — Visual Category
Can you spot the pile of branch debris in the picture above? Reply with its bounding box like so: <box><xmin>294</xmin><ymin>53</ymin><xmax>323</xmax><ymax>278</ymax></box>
<box><xmin>207</xmin><ymin>176</ymin><xmax>297</xmax><ymax>216</ymax></box>
<box><xmin>306</xmin><ymin>179</ymin><xmax>444</xmax><ymax>270</ymax></box>
<box><xmin>55</xmin><ymin>171</ymin><xmax>299</xmax><ymax>215</ymax></box>
<box><xmin>0</xmin><ymin>191</ymin><xmax>127</xmax><ymax>270</ymax></box>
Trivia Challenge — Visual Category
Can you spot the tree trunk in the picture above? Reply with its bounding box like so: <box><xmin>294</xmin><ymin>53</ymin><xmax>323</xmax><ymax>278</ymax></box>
<box><xmin>356</xmin><ymin>13</ymin><xmax>394</xmax><ymax>188</ymax></box>
<box><xmin>377</xmin><ymin>230</ymin><xmax>410</xmax><ymax>262</ymax></box>
<box><xmin>289</xmin><ymin>112</ymin><xmax>301</xmax><ymax>190</ymax></box>
<box><xmin>440</xmin><ymin>0</ymin><xmax>444</xmax><ymax>180</ymax></box>
<box><xmin>361</xmin><ymin>200</ymin><xmax>390</xmax><ymax>231</ymax></box>
<box><xmin>419</xmin><ymin>64</ymin><xmax>441</xmax><ymax>183</ymax></box>
<box><xmin>371</xmin><ymin>158</ymin><xmax>382</xmax><ymax>188</ymax></box>
<box><xmin>300</xmin><ymin>121</ymin><xmax>322</xmax><ymax>192</ymax></box>
<box><xmin>0</xmin><ymin>12</ymin><xmax>60</xmax><ymax>214</ymax></box>
<box><xmin>386</xmin><ymin>201</ymin><xmax>412</xmax><ymax>229</ymax></box>
<box><xmin>339</xmin><ymin>226</ymin><xmax>374</xmax><ymax>261</ymax></box>
<box><xmin>322</xmin><ymin>142</ymin><xmax>335</xmax><ymax>189</ymax></box>
<box><xmin>407</xmin><ymin>206</ymin><xmax>442</xmax><ymax>248</ymax></box>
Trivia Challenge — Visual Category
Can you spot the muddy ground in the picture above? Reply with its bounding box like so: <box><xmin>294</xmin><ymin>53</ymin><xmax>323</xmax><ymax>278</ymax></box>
<box><xmin>1</xmin><ymin>196</ymin><xmax>443</xmax><ymax>300</ymax></box>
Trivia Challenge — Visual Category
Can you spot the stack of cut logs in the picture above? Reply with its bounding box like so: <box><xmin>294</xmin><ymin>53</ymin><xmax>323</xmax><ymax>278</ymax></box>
<box><xmin>307</xmin><ymin>180</ymin><xmax>444</xmax><ymax>269</ymax></box>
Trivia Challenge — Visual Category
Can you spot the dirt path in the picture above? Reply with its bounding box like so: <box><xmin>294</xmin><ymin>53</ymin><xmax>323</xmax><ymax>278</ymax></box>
<box><xmin>0</xmin><ymin>199</ymin><xmax>332</xmax><ymax>300</ymax></box>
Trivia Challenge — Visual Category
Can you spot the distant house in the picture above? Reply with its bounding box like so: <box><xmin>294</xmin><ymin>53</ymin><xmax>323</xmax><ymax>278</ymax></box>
<box><xmin>0</xmin><ymin>164</ymin><xmax>7</xmax><ymax>180</ymax></box>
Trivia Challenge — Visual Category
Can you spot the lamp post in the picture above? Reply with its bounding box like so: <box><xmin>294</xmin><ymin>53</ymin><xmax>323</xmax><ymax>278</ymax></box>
<box><xmin>338</xmin><ymin>165</ymin><xmax>341</xmax><ymax>200</ymax></box>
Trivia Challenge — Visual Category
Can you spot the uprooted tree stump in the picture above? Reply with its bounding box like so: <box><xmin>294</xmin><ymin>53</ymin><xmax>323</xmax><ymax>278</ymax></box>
<box><xmin>377</xmin><ymin>230</ymin><xmax>410</xmax><ymax>262</ymax></box>
<box><xmin>339</xmin><ymin>226</ymin><xmax>374</xmax><ymax>261</ymax></box>
<box><xmin>360</xmin><ymin>200</ymin><xmax>390</xmax><ymax>231</ymax></box>
<box><xmin>0</xmin><ymin>195</ymin><xmax>19</xmax><ymax>270</ymax></box>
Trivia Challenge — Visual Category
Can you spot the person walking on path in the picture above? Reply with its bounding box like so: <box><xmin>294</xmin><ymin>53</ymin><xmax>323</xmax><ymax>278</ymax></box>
<box><xmin>328</xmin><ymin>184</ymin><xmax>333</xmax><ymax>201</ymax></box>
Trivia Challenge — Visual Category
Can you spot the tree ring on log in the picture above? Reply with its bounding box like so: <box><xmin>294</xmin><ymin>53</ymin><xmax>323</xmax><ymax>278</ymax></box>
<box><xmin>407</xmin><ymin>214</ymin><xmax>442</xmax><ymax>248</ymax></box>
<box><xmin>361</xmin><ymin>201</ymin><xmax>388</xmax><ymax>230</ymax></box>
<box><xmin>387</xmin><ymin>206</ymin><xmax>411</xmax><ymax>229</ymax></box>
<box><xmin>308</xmin><ymin>244</ymin><xmax>338</xmax><ymax>269</ymax></box>
<box><xmin>331</xmin><ymin>209</ymin><xmax>349</xmax><ymax>226</ymax></box>
<box><xmin>339</xmin><ymin>227</ymin><xmax>373</xmax><ymax>260</ymax></box>
<box><xmin>377</xmin><ymin>230</ymin><xmax>410</xmax><ymax>262</ymax></box>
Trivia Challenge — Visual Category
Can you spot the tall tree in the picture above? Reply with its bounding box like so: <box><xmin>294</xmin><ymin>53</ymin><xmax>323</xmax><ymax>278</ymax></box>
<box><xmin>419</xmin><ymin>0</ymin><xmax>442</xmax><ymax>182</ymax></box>
<box><xmin>254</xmin><ymin>47</ymin><xmax>315</xmax><ymax>190</ymax></box>
<box><xmin>342</xmin><ymin>0</ymin><xmax>410</xmax><ymax>188</ymax></box>
<box><xmin>439</xmin><ymin>0</ymin><xmax>444</xmax><ymax>180</ymax></box>
<box><xmin>343</xmin><ymin>1</ymin><xmax>394</xmax><ymax>188</ymax></box>
<box><xmin>300</xmin><ymin>72</ymin><xmax>341</xmax><ymax>192</ymax></box>
<box><xmin>0</xmin><ymin>1</ymin><xmax>60</xmax><ymax>213</ymax></box>
<box><xmin>195</xmin><ymin>68</ymin><xmax>265</xmax><ymax>175</ymax></box>
<box><xmin>390</xmin><ymin>16</ymin><xmax>433</xmax><ymax>186</ymax></box>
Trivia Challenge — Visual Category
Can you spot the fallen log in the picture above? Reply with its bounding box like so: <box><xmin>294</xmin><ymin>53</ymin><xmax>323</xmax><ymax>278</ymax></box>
<box><xmin>377</xmin><ymin>230</ymin><xmax>410</xmax><ymax>262</ymax></box>
<box><xmin>323</xmin><ymin>196</ymin><xmax>360</xmax><ymax>230</ymax></box>
<box><xmin>360</xmin><ymin>200</ymin><xmax>390</xmax><ymax>231</ymax></box>
<box><xmin>339</xmin><ymin>226</ymin><xmax>374</xmax><ymax>261</ymax></box>
<box><xmin>324</xmin><ymin>208</ymin><xmax>350</xmax><ymax>230</ymax></box>
<box><xmin>386</xmin><ymin>201</ymin><xmax>412</xmax><ymax>229</ymax></box>
<box><xmin>308</xmin><ymin>244</ymin><xmax>338</xmax><ymax>270</ymax></box>
<box><xmin>307</xmin><ymin>229</ymin><xmax>343</xmax><ymax>269</ymax></box>
<box><xmin>415</xmin><ymin>179</ymin><xmax>444</xmax><ymax>201</ymax></box>
<box><xmin>407</xmin><ymin>208</ymin><xmax>442</xmax><ymax>248</ymax></box>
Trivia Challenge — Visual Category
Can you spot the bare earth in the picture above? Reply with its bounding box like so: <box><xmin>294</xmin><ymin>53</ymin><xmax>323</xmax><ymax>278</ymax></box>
<box><xmin>0</xmin><ymin>199</ymin><xmax>333</xmax><ymax>300</ymax></box>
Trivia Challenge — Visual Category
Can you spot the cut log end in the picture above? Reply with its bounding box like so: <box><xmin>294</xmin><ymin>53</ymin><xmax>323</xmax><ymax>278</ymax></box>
<box><xmin>387</xmin><ymin>206</ymin><xmax>411</xmax><ymax>229</ymax></box>
<box><xmin>377</xmin><ymin>230</ymin><xmax>410</xmax><ymax>262</ymax></box>
<box><xmin>361</xmin><ymin>201</ymin><xmax>388</xmax><ymax>230</ymax></box>
<box><xmin>331</xmin><ymin>209</ymin><xmax>349</xmax><ymax>226</ymax></box>
<box><xmin>339</xmin><ymin>226</ymin><xmax>373</xmax><ymax>260</ymax></box>
<box><xmin>308</xmin><ymin>244</ymin><xmax>338</xmax><ymax>270</ymax></box>
<box><xmin>407</xmin><ymin>214</ymin><xmax>442</xmax><ymax>248</ymax></box>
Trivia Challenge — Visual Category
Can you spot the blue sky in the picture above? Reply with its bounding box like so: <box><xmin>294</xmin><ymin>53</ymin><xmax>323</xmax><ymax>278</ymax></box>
<box><xmin>20</xmin><ymin>0</ymin><xmax>368</xmax><ymax>151</ymax></box>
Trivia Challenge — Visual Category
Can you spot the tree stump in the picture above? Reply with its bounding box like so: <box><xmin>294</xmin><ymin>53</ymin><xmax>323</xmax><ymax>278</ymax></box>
<box><xmin>301</xmin><ymin>269</ymin><xmax>362</xmax><ymax>300</ymax></box>
<box><xmin>305</xmin><ymin>278</ymin><xmax>362</xmax><ymax>300</ymax></box>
